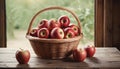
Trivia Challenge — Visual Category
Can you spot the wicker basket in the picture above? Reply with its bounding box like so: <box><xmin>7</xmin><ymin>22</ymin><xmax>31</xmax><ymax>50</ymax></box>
<box><xmin>26</xmin><ymin>6</ymin><xmax>83</xmax><ymax>59</ymax></box>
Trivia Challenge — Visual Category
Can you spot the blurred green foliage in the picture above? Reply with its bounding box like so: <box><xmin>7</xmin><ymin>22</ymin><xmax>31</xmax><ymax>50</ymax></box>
<box><xmin>6</xmin><ymin>0</ymin><xmax>94</xmax><ymax>44</ymax></box>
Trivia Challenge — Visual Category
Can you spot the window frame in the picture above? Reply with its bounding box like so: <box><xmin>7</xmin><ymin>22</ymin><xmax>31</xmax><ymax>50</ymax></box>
<box><xmin>0</xmin><ymin>0</ymin><xmax>6</xmax><ymax>47</ymax></box>
<box><xmin>95</xmin><ymin>0</ymin><xmax>104</xmax><ymax>47</ymax></box>
<box><xmin>95</xmin><ymin>0</ymin><xmax>114</xmax><ymax>47</ymax></box>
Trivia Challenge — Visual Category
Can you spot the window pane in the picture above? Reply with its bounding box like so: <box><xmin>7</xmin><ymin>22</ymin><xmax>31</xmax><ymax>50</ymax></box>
<box><xmin>6</xmin><ymin>0</ymin><xmax>94</xmax><ymax>48</ymax></box>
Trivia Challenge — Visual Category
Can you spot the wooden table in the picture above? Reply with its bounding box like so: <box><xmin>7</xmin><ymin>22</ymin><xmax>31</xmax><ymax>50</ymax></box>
<box><xmin>0</xmin><ymin>47</ymin><xmax>120</xmax><ymax>69</ymax></box>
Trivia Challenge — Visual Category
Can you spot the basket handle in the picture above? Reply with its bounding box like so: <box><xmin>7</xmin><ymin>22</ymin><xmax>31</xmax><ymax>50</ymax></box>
<box><xmin>26</xmin><ymin>6</ymin><xmax>82</xmax><ymax>35</ymax></box>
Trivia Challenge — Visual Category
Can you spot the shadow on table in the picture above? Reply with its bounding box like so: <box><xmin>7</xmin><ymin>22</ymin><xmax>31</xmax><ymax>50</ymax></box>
<box><xmin>62</xmin><ymin>56</ymin><xmax>90</xmax><ymax>68</ymax></box>
<box><xmin>16</xmin><ymin>64</ymin><xmax>30</xmax><ymax>68</ymax></box>
<box><xmin>87</xmin><ymin>57</ymin><xmax>101</xmax><ymax>63</ymax></box>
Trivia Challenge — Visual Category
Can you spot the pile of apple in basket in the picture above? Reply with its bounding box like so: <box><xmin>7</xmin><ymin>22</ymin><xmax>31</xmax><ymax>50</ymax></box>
<box><xmin>30</xmin><ymin>15</ymin><xmax>80</xmax><ymax>39</ymax></box>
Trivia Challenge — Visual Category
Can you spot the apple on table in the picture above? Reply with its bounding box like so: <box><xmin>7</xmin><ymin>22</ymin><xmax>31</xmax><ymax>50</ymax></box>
<box><xmin>85</xmin><ymin>45</ymin><xmax>96</xmax><ymax>57</ymax></box>
<box><xmin>73</xmin><ymin>48</ymin><xmax>87</xmax><ymax>62</ymax></box>
<box><xmin>15</xmin><ymin>48</ymin><xmax>30</xmax><ymax>64</ymax></box>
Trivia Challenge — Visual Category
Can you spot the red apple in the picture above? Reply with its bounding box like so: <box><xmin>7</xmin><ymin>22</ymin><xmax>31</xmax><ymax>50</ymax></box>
<box><xmin>69</xmin><ymin>24</ymin><xmax>80</xmax><ymax>36</ymax></box>
<box><xmin>16</xmin><ymin>49</ymin><xmax>30</xmax><ymax>64</ymax></box>
<box><xmin>30</xmin><ymin>28</ymin><xmax>38</xmax><ymax>37</ymax></box>
<box><xmin>85</xmin><ymin>45</ymin><xmax>96</xmax><ymax>57</ymax></box>
<box><xmin>48</xmin><ymin>19</ymin><xmax>61</xmax><ymax>31</ymax></box>
<box><xmin>73</xmin><ymin>48</ymin><xmax>87</xmax><ymax>62</ymax></box>
<box><xmin>50</xmin><ymin>27</ymin><xmax>64</xmax><ymax>39</ymax></box>
<box><xmin>64</xmin><ymin>28</ymin><xmax>75</xmax><ymax>39</ymax></box>
<box><xmin>38</xmin><ymin>19</ymin><xmax>49</xmax><ymax>29</ymax></box>
<box><xmin>58</xmin><ymin>15</ymin><xmax>70</xmax><ymax>28</ymax></box>
<box><xmin>37</xmin><ymin>28</ymin><xmax>49</xmax><ymax>38</ymax></box>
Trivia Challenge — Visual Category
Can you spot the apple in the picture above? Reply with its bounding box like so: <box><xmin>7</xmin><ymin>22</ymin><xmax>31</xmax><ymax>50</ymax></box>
<box><xmin>37</xmin><ymin>28</ymin><xmax>49</xmax><ymax>38</ymax></box>
<box><xmin>73</xmin><ymin>48</ymin><xmax>87</xmax><ymax>62</ymax></box>
<box><xmin>69</xmin><ymin>24</ymin><xmax>80</xmax><ymax>36</ymax></box>
<box><xmin>50</xmin><ymin>27</ymin><xmax>64</xmax><ymax>39</ymax></box>
<box><xmin>48</xmin><ymin>19</ymin><xmax>61</xmax><ymax>31</ymax></box>
<box><xmin>16</xmin><ymin>48</ymin><xmax>30</xmax><ymax>64</ymax></box>
<box><xmin>58</xmin><ymin>15</ymin><xmax>70</xmax><ymax>28</ymax></box>
<box><xmin>64</xmin><ymin>28</ymin><xmax>75</xmax><ymax>39</ymax></box>
<box><xmin>85</xmin><ymin>45</ymin><xmax>96</xmax><ymax>57</ymax></box>
<box><xmin>38</xmin><ymin>19</ymin><xmax>49</xmax><ymax>29</ymax></box>
<box><xmin>30</xmin><ymin>28</ymin><xmax>38</xmax><ymax>37</ymax></box>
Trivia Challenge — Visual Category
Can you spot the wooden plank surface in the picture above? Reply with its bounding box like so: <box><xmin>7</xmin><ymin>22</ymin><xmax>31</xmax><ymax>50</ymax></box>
<box><xmin>0</xmin><ymin>47</ymin><xmax>120</xmax><ymax>69</ymax></box>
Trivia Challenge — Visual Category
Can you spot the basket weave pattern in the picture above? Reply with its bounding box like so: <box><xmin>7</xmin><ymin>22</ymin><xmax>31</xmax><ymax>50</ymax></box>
<box><xmin>26</xmin><ymin>6</ymin><xmax>83</xmax><ymax>59</ymax></box>
<box><xmin>29</xmin><ymin>38</ymin><xmax>80</xmax><ymax>59</ymax></box>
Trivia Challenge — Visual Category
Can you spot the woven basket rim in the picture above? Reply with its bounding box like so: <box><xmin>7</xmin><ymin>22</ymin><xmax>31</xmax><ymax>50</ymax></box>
<box><xmin>26</xmin><ymin>33</ymin><xmax>83</xmax><ymax>43</ymax></box>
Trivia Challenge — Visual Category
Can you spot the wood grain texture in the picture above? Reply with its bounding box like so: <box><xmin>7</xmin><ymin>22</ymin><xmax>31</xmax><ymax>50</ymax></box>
<box><xmin>0</xmin><ymin>48</ymin><xmax>120</xmax><ymax>69</ymax></box>
<box><xmin>104</xmin><ymin>0</ymin><xmax>113</xmax><ymax>47</ymax></box>
<box><xmin>95</xmin><ymin>0</ymin><xmax>120</xmax><ymax>49</ymax></box>
<box><xmin>112</xmin><ymin>0</ymin><xmax>120</xmax><ymax>50</ymax></box>
<box><xmin>103</xmin><ymin>0</ymin><xmax>120</xmax><ymax>49</ymax></box>
<box><xmin>0</xmin><ymin>0</ymin><xmax>6</xmax><ymax>47</ymax></box>
<box><xmin>95</xmin><ymin>0</ymin><xmax>104</xmax><ymax>47</ymax></box>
